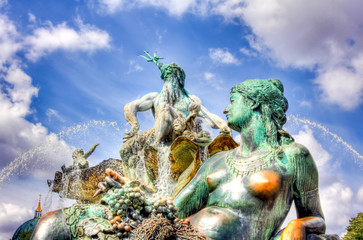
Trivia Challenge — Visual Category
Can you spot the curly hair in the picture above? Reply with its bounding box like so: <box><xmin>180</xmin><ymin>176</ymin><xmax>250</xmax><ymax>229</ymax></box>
<box><xmin>160</xmin><ymin>62</ymin><xmax>186</xmax><ymax>87</ymax></box>
<box><xmin>231</xmin><ymin>78</ymin><xmax>293</xmax><ymax>147</ymax></box>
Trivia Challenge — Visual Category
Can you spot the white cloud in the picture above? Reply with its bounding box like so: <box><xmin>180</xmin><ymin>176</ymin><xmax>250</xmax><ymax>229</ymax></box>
<box><xmin>293</xmin><ymin>125</ymin><xmax>331</xmax><ymax>167</ymax></box>
<box><xmin>299</xmin><ymin>100</ymin><xmax>312</xmax><ymax>108</ymax></box>
<box><xmin>28</xmin><ymin>12</ymin><xmax>36</xmax><ymax>23</ymax></box>
<box><xmin>0</xmin><ymin>14</ymin><xmax>21</xmax><ymax>68</ymax></box>
<box><xmin>315</xmin><ymin>63</ymin><xmax>363</xmax><ymax>110</ymax></box>
<box><xmin>5</xmin><ymin>63</ymin><xmax>38</xmax><ymax>109</ymax></box>
<box><xmin>0</xmin><ymin>134</ymin><xmax>73</xmax><ymax>180</ymax></box>
<box><xmin>320</xmin><ymin>182</ymin><xmax>354</xmax><ymax>232</ymax></box>
<box><xmin>357</xmin><ymin>186</ymin><xmax>363</xmax><ymax>203</ymax></box>
<box><xmin>96</xmin><ymin>107</ymin><xmax>105</xmax><ymax>115</ymax></box>
<box><xmin>0</xmin><ymin>13</ymin><xmax>47</xmax><ymax>173</ymax></box>
<box><xmin>0</xmin><ymin>9</ymin><xmax>109</xmax><ymax>183</ymax></box>
<box><xmin>209</xmin><ymin>48</ymin><xmax>240</xmax><ymax>65</ymax></box>
<box><xmin>98</xmin><ymin>0</ymin><xmax>124</xmax><ymax>13</ymax></box>
<box><xmin>209</xmin><ymin>0</ymin><xmax>245</xmax><ymax>20</ymax></box>
<box><xmin>237</xmin><ymin>0</ymin><xmax>363</xmax><ymax>68</ymax></box>
<box><xmin>204</xmin><ymin>72</ymin><xmax>224</xmax><ymax>90</ymax></box>
<box><xmin>126</xmin><ymin>60</ymin><xmax>143</xmax><ymax>74</ymax></box>
<box><xmin>204</xmin><ymin>72</ymin><xmax>215</xmax><ymax>81</ymax></box>
<box><xmin>0</xmin><ymin>178</ymin><xmax>76</xmax><ymax>240</ymax></box>
<box><xmin>236</xmin><ymin>0</ymin><xmax>363</xmax><ymax>110</ymax></box>
<box><xmin>0</xmin><ymin>11</ymin><xmax>75</xmax><ymax>236</ymax></box>
<box><xmin>46</xmin><ymin>108</ymin><xmax>65</xmax><ymax>122</ymax></box>
<box><xmin>95</xmin><ymin>0</ymin><xmax>363</xmax><ymax>109</ymax></box>
<box><xmin>97</xmin><ymin>0</ymin><xmax>247</xmax><ymax>18</ymax></box>
<box><xmin>239</xmin><ymin>47</ymin><xmax>257</xmax><ymax>57</ymax></box>
<box><xmin>0</xmin><ymin>202</ymin><xmax>33</xmax><ymax>239</ymax></box>
<box><xmin>155</xmin><ymin>29</ymin><xmax>167</xmax><ymax>43</ymax></box>
<box><xmin>25</xmin><ymin>19</ymin><xmax>111</xmax><ymax>61</ymax></box>
<box><xmin>98</xmin><ymin>0</ymin><xmax>195</xmax><ymax>16</ymax></box>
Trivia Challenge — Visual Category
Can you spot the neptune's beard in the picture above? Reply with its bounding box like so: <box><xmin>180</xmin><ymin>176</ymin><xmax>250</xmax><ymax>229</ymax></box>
<box><xmin>161</xmin><ymin>75</ymin><xmax>183</xmax><ymax>104</ymax></box>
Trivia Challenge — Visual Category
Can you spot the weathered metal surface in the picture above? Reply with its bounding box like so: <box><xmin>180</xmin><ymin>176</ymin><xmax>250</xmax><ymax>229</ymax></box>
<box><xmin>144</xmin><ymin>146</ymin><xmax>159</xmax><ymax>181</ymax></box>
<box><xmin>169</xmin><ymin>137</ymin><xmax>198</xmax><ymax>181</ymax></box>
<box><xmin>207</xmin><ymin>134</ymin><xmax>238</xmax><ymax>157</ymax></box>
<box><xmin>48</xmin><ymin>159</ymin><xmax>123</xmax><ymax>203</ymax></box>
<box><xmin>174</xmin><ymin>79</ymin><xmax>328</xmax><ymax>239</ymax></box>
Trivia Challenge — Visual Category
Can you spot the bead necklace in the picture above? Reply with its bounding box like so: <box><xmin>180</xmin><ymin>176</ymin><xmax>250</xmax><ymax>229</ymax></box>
<box><xmin>225</xmin><ymin>148</ymin><xmax>282</xmax><ymax>177</ymax></box>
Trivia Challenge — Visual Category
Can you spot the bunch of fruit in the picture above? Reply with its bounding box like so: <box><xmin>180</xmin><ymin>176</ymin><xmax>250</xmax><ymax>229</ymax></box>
<box><xmin>145</xmin><ymin>195</ymin><xmax>178</xmax><ymax>220</ymax></box>
<box><xmin>98</xmin><ymin>169</ymin><xmax>178</xmax><ymax>239</ymax></box>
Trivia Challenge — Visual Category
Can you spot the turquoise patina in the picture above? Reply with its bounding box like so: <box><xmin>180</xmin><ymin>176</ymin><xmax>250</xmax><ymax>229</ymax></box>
<box><xmin>30</xmin><ymin>58</ymin><xmax>341</xmax><ymax>240</ymax></box>
<box><xmin>174</xmin><ymin>79</ymin><xmax>328</xmax><ymax>240</ymax></box>
<box><xmin>123</xmin><ymin>51</ymin><xmax>230</xmax><ymax>144</ymax></box>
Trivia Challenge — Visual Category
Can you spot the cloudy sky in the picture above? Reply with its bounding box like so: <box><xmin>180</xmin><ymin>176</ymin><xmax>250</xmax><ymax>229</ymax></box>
<box><xmin>0</xmin><ymin>0</ymin><xmax>362</xmax><ymax>238</ymax></box>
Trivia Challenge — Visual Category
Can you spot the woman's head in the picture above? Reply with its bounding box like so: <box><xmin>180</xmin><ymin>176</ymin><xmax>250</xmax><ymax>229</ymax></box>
<box><xmin>227</xmin><ymin>78</ymin><xmax>289</xmax><ymax>146</ymax></box>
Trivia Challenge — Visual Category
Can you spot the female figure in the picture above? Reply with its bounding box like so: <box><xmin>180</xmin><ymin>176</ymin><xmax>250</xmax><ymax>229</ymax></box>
<box><xmin>173</xmin><ymin>79</ymin><xmax>326</xmax><ymax>240</ymax></box>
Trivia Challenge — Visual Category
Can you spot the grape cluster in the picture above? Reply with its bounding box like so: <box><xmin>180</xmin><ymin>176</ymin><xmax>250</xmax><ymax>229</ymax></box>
<box><xmin>145</xmin><ymin>196</ymin><xmax>178</xmax><ymax>220</ymax></box>
<box><xmin>100</xmin><ymin>180</ymin><xmax>178</xmax><ymax>239</ymax></box>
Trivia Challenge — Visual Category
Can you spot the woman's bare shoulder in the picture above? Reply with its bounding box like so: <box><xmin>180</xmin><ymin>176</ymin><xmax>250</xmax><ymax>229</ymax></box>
<box><xmin>282</xmin><ymin>142</ymin><xmax>313</xmax><ymax>163</ymax></box>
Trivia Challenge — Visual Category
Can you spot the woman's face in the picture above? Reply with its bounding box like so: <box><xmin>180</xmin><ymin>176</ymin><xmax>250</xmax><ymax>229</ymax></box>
<box><xmin>224</xmin><ymin>92</ymin><xmax>253</xmax><ymax>132</ymax></box>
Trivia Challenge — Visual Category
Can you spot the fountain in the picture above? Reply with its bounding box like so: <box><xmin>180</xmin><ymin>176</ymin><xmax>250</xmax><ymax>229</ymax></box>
<box><xmin>288</xmin><ymin>115</ymin><xmax>363</xmax><ymax>166</ymax></box>
<box><xmin>27</xmin><ymin>52</ymin><xmax>342</xmax><ymax>239</ymax></box>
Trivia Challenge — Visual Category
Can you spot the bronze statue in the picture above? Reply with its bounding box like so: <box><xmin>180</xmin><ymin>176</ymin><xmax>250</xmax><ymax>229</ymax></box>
<box><xmin>32</xmin><ymin>49</ymin><xmax>343</xmax><ymax>239</ymax></box>
<box><xmin>62</xmin><ymin>143</ymin><xmax>99</xmax><ymax>173</ymax></box>
<box><xmin>120</xmin><ymin>52</ymin><xmax>231</xmax><ymax>192</ymax></box>
<box><xmin>123</xmin><ymin>51</ymin><xmax>230</xmax><ymax>145</ymax></box>
<box><xmin>174</xmin><ymin>79</ymin><xmax>327</xmax><ymax>240</ymax></box>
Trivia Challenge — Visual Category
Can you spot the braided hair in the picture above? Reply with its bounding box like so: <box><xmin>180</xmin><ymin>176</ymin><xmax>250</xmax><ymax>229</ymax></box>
<box><xmin>231</xmin><ymin>78</ymin><xmax>293</xmax><ymax>147</ymax></box>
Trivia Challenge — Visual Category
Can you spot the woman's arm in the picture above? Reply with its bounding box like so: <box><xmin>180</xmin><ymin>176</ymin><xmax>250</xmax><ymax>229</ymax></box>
<box><xmin>173</xmin><ymin>173</ymin><xmax>208</xmax><ymax>218</ymax></box>
<box><xmin>282</xmin><ymin>144</ymin><xmax>325</xmax><ymax>240</ymax></box>
<box><xmin>173</xmin><ymin>154</ymin><xmax>221</xmax><ymax>218</ymax></box>
<box><xmin>281</xmin><ymin>216</ymin><xmax>325</xmax><ymax>240</ymax></box>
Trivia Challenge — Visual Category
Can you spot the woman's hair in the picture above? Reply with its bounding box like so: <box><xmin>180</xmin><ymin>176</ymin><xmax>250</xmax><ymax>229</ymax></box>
<box><xmin>231</xmin><ymin>78</ymin><xmax>293</xmax><ymax>147</ymax></box>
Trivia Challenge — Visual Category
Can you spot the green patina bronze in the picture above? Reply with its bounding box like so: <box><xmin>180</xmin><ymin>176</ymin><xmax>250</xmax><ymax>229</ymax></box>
<box><xmin>31</xmin><ymin>54</ymin><xmax>341</xmax><ymax>240</ymax></box>
<box><xmin>123</xmin><ymin>51</ymin><xmax>230</xmax><ymax>144</ymax></box>
<box><xmin>62</xmin><ymin>143</ymin><xmax>100</xmax><ymax>173</ymax></box>
<box><xmin>63</xmin><ymin>204</ymin><xmax>116</xmax><ymax>240</ymax></box>
<box><xmin>120</xmin><ymin>51</ymin><xmax>231</xmax><ymax>192</ymax></box>
<box><xmin>139</xmin><ymin>51</ymin><xmax>189</xmax><ymax>113</ymax></box>
<box><xmin>32</xmin><ymin>172</ymin><xmax>203</xmax><ymax>240</ymax></box>
<box><xmin>174</xmin><ymin>79</ymin><xmax>328</xmax><ymax>240</ymax></box>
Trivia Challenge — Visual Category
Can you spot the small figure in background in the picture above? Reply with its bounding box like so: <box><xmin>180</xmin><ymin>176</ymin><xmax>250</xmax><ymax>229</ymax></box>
<box><xmin>173</xmin><ymin>102</ymin><xmax>201</xmax><ymax>141</ymax></box>
<box><xmin>62</xmin><ymin>143</ymin><xmax>100</xmax><ymax>173</ymax></box>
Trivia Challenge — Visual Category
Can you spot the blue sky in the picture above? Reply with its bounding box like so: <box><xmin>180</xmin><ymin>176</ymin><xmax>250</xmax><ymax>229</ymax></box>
<box><xmin>0</xmin><ymin>0</ymin><xmax>362</xmax><ymax>238</ymax></box>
